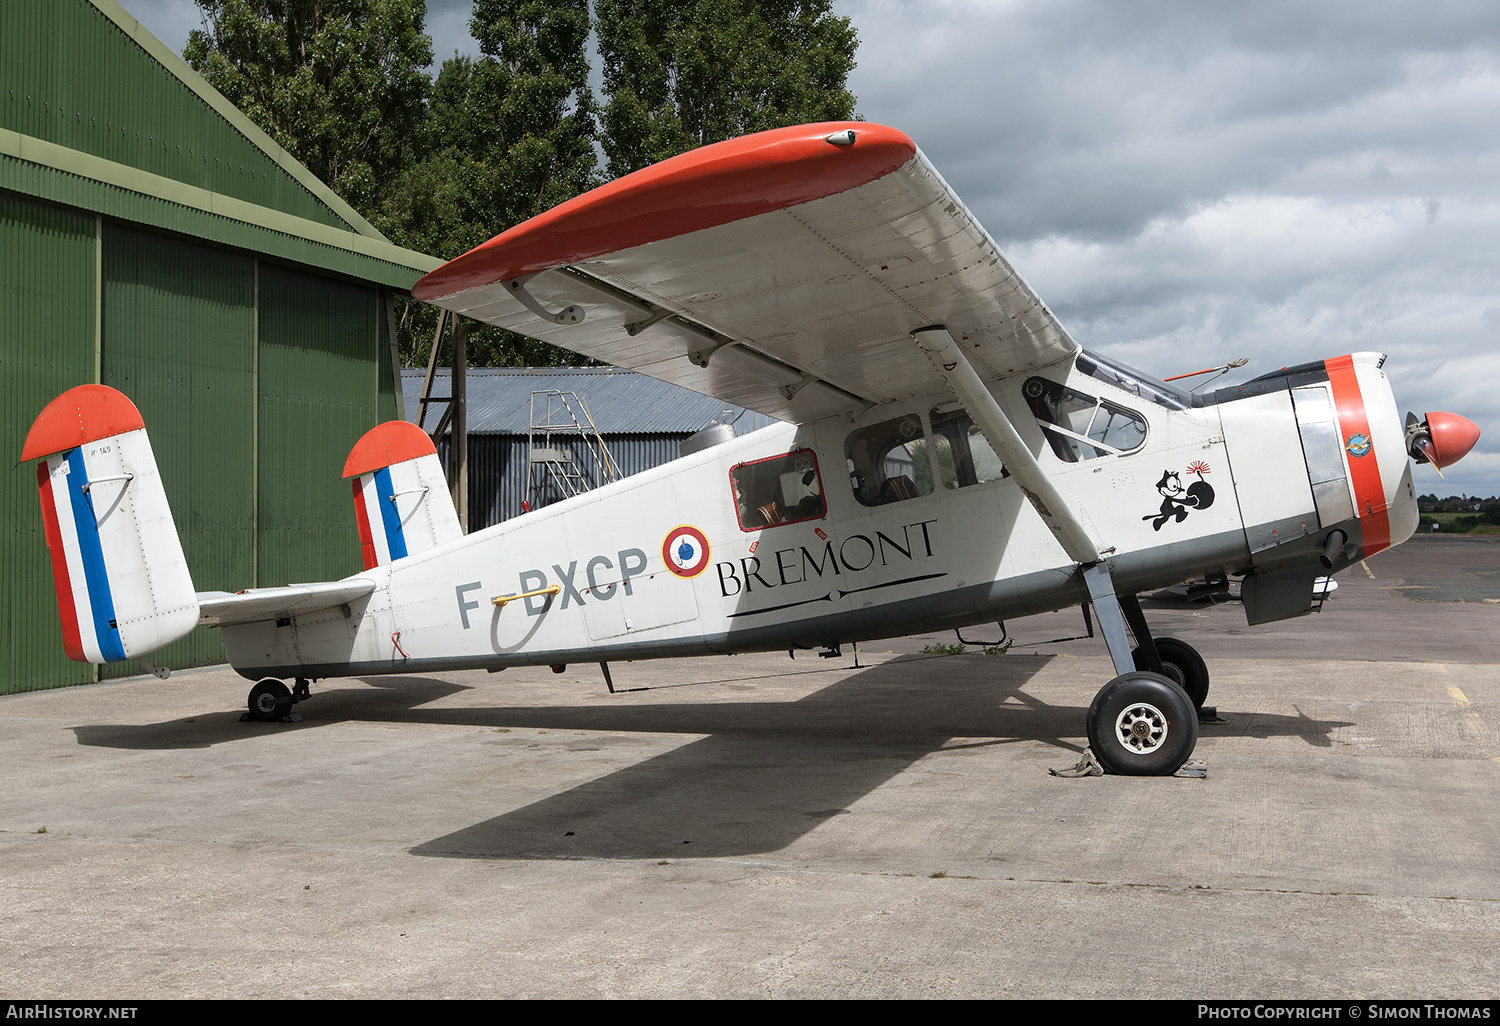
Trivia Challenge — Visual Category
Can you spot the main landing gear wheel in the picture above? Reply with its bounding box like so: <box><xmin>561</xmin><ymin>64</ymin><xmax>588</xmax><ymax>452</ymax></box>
<box><xmin>247</xmin><ymin>678</ymin><xmax>292</xmax><ymax>722</ymax></box>
<box><xmin>1086</xmin><ymin>671</ymin><xmax>1199</xmax><ymax>776</ymax></box>
<box><xmin>1133</xmin><ymin>636</ymin><xmax>1209</xmax><ymax>711</ymax></box>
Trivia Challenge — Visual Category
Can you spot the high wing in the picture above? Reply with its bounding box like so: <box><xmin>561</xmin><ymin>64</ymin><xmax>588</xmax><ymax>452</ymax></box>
<box><xmin>412</xmin><ymin>123</ymin><xmax>1078</xmax><ymax>424</ymax></box>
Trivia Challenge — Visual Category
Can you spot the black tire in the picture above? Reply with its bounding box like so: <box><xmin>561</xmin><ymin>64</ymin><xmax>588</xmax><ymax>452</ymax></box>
<box><xmin>1133</xmin><ymin>637</ymin><xmax>1209</xmax><ymax>711</ymax></box>
<box><xmin>248</xmin><ymin>679</ymin><xmax>292</xmax><ymax>722</ymax></box>
<box><xmin>1086</xmin><ymin>671</ymin><xmax>1199</xmax><ymax>776</ymax></box>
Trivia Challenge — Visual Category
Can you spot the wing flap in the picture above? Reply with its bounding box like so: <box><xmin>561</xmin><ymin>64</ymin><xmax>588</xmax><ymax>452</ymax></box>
<box><xmin>196</xmin><ymin>580</ymin><xmax>376</xmax><ymax>627</ymax></box>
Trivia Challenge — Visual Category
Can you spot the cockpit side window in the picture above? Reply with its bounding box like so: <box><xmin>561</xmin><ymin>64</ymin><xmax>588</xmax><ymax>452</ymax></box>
<box><xmin>730</xmin><ymin>449</ymin><xmax>826</xmax><ymax>531</ymax></box>
<box><xmin>845</xmin><ymin>414</ymin><xmax>936</xmax><ymax>506</ymax></box>
<box><xmin>1023</xmin><ymin>376</ymin><xmax>1147</xmax><ymax>463</ymax></box>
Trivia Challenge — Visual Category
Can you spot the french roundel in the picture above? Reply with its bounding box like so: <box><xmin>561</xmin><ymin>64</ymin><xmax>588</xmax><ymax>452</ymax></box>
<box><xmin>662</xmin><ymin>525</ymin><xmax>711</xmax><ymax>578</ymax></box>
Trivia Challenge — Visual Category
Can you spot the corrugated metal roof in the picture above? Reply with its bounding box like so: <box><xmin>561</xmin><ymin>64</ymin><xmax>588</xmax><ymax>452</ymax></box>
<box><xmin>403</xmin><ymin>367</ymin><xmax>783</xmax><ymax>436</ymax></box>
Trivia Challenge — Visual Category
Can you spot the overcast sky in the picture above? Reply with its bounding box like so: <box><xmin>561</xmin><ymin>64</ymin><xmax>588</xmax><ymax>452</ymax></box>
<box><xmin>126</xmin><ymin>0</ymin><xmax>1500</xmax><ymax>497</ymax></box>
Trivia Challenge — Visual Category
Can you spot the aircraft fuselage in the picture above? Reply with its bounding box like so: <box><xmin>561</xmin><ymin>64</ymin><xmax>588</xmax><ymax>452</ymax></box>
<box><xmin>223</xmin><ymin>349</ymin><xmax>1417</xmax><ymax>680</ymax></box>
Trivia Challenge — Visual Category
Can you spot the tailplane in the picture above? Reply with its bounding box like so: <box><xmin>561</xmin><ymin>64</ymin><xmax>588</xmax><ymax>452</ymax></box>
<box><xmin>343</xmin><ymin>421</ymin><xmax>462</xmax><ymax>568</ymax></box>
<box><xmin>23</xmin><ymin>385</ymin><xmax>199</xmax><ymax>663</ymax></box>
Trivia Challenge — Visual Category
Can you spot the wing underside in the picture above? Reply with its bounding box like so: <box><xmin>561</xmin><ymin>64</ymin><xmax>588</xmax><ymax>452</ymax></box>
<box><xmin>414</xmin><ymin>123</ymin><xmax>1079</xmax><ymax>424</ymax></box>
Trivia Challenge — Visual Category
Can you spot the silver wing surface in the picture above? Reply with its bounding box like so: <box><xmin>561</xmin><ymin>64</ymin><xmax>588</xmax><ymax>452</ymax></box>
<box><xmin>413</xmin><ymin>122</ymin><xmax>1078</xmax><ymax>425</ymax></box>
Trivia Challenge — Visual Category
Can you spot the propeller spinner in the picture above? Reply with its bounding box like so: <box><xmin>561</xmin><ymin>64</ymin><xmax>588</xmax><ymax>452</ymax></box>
<box><xmin>1406</xmin><ymin>411</ymin><xmax>1481</xmax><ymax>476</ymax></box>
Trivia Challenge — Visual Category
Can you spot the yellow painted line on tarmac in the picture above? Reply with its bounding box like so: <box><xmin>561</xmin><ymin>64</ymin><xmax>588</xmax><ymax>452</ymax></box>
<box><xmin>1447</xmin><ymin>685</ymin><xmax>1489</xmax><ymax>747</ymax></box>
<box><xmin>1361</xmin><ymin>560</ymin><xmax>1377</xmax><ymax>579</ymax></box>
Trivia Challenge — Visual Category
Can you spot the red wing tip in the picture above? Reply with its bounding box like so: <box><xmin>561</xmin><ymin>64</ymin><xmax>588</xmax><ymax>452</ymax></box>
<box><xmin>343</xmin><ymin>420</ymin><xmax>438</xmax><ymax>478</ymax></box>
<box><xmin>22</xmin><ymin>385</ymin><xmax>146</xmax><ymax>462</ymax></box>
<box><xmin>412</xmin><ymin>121</ymin><xmax>917</xmax><ymax>301</ymax></box>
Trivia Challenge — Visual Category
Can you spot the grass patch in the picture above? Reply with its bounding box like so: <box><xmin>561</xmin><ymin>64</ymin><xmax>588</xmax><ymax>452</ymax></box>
<box><xmin>920</xmin><ymin>643</ymin><xmax>965</xmax><ymax>656</ymax></box>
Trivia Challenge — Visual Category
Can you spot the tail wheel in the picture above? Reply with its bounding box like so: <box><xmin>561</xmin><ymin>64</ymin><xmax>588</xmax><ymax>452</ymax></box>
<box><xmin>248</xmin><ymin>679</ymin><xmax>292</xmax><ymax>722</ymax></box>
<box><xmin>1133</xmin><ymin>636</ymin><xmax>1209</xmax><ymax>711</ymax></box>
<box><xmin>1086</xmin><ymin>671</ymin><xmax>1199</xmax><ymax>775</ymax></box>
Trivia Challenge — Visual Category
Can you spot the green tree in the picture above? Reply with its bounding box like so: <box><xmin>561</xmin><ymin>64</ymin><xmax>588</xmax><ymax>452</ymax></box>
<box><xmin>187</xmin><ymin>1</ymin><xmax>863</xmax><ymax>368</ymax></box>
<box><xmin>597</xmin><ymin>0</ymin><xmax>859</xmax><ymax>178</ymax></box>
<box><xmin>184</xmin><ymin>0</ymin><xmax>433</xmax><ymax>218</ymax></box>
<box><xmin>382</xmin><ymin>0</ymin><xmax>599</xmax><ymax>366</ymax></box>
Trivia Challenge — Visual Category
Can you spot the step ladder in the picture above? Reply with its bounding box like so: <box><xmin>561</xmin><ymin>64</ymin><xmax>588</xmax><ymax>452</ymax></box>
<box><xmin>527</xmin><ymin>390</ymin><xmax>621</xmax><ymax>510</ymax></box>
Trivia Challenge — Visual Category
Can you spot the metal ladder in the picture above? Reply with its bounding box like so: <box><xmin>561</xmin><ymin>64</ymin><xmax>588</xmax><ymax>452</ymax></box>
<box><xmin>527</xmin><ymin>390</ymin><xmax>621</xmax><ymax>510</ymax></box>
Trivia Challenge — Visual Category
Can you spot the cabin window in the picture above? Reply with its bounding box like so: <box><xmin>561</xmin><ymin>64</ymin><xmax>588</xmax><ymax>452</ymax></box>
<box><xmin>845</xmin><ymin>414</ymin><xmax>937</xmax><ymax>506</ymax></box>
<box><xmin>930</xmin><ymin>407</ymin><xmax>1007</xmax><ymax>487</ymax></box>
<box><xmin>729</xmin><ymin>449</ymin><xmax>826</xmax><ymax>531</ymax></box>
<box><xmin>1022</xmin><ymin>377</ymin><xmax>1147</xmax><ymax>463</ymax></box>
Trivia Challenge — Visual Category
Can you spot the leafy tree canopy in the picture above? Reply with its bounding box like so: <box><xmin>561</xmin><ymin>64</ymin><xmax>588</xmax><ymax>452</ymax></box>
<box><xmin>381</xmin><ymin>0</ymin><xmax>599</xmax><ymax>366</ymax></box>
<box><xmin>185</xmin><ymin>0</ymin><xmax>433</xmax><ymax>216</ymax></box>
<box><xmin>187</xmin><ymin>0</ymin><xmax>861</xmax><ymax>366</ymax></box>
<box><xmin>597</xmin><ymin>0</ymin><xmax>859</xmax><ymax>177</ymax></box>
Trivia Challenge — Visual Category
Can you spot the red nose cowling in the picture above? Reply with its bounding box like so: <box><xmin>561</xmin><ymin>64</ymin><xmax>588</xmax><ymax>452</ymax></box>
<box><xmin>1425</xmin><ymin>411</ymin><xmax>1481</xmax><ymax>469</ymax></box>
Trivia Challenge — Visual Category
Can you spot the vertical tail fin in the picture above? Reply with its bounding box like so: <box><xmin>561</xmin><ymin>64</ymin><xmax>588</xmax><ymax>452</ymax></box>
<box><xmin>23</xmin><ymin>385</ymin><xmax>199</xmax><ymax>663</ymax></box>
<box><xmin>343</xmin><ymin>421</ymin><xmax>462</xmax><ymax>569</ymax></box>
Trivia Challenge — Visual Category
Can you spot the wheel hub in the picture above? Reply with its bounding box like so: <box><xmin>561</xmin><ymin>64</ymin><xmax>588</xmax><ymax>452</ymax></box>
<box><xmin>1114</xmin><ymin>702</ymin><xmax>1168</xmax><ymax>754</ymax></box>
<box><xmin>255</xmin><ymin>693</ymin><xmax>279</xmax><ymax>714</ymax></box>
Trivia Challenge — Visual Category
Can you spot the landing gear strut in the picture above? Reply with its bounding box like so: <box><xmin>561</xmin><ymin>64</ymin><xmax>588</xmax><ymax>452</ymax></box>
<box><xmin>1081</xmin><ymin>564</ymin><xmax>1202</xmax><ymax>775</ymax></box>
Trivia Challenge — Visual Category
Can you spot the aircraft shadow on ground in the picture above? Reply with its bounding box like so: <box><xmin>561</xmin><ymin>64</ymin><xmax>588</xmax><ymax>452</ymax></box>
<box><xmin>69</xmin><ymin>675</ymin><xmax>473</xmax><ymax>750</ymax></box>
<box><xmin>402</xmin><ymin>656</ymin><xmax>1354</xmax><ymax>862</ymax></box>
<box><xmin>67</xmin><ymin>654</ymin><xmax>1352</xmax><ymax>861</ymax></box>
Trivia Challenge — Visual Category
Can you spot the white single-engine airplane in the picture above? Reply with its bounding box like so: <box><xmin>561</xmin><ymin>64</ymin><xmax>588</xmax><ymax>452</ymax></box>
<box><xmin>22</xmin><ymin>122</ymin><xmax>1482</xmax><ymax>775</ymax></box>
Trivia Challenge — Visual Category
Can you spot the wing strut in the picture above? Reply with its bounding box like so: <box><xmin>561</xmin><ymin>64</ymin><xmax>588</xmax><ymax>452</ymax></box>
<box><xmin>911</xmin><ymin>327</ymin><xmax>1136</xmax><ymax>675</ymax></box>
<box><xmin>912</xmin><ymin>327</ymin><xmax>1101</xmax><ymax>564</ymax></box>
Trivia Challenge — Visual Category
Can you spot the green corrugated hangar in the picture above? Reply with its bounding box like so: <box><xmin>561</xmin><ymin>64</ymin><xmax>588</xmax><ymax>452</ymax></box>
<box><xmin>2</xmin><ymin>0</ymin><xmax>442</xmax><ymax>691</ymax></box>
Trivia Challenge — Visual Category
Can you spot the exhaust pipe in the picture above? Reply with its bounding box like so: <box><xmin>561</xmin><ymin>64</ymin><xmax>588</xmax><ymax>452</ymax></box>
<box><xmin>1320</xmin><ymin>529</ymin><xmax>1347</xmax><ymax>570</ymax></box>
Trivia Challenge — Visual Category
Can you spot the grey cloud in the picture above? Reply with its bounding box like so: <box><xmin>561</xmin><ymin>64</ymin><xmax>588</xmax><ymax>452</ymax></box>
<box><xmin>843</xmin><ymin>0</ymin><xmax>1500</xmax><ymax>494</ymax></box>
<box><xmin>111</xmin><ymin>0</ymin><xmax>1500</xmax><ymax>495</ymax></box>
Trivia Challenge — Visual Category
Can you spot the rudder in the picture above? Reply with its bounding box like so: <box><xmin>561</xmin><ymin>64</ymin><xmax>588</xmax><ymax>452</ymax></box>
<box><xmin>343</xmin><ymin>421</ymin><xmax>463</xmax><ymax>569</ymax></box>
<box><xmin>23</xmin><ymin>385</ymin><xmax>199</xmax><ymax>663</ymax></box>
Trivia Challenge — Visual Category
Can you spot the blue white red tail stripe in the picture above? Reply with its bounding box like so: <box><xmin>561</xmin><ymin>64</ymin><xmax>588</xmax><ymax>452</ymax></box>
<box><xmin>37</xmin><ymin>449</ymin><xmax>127</xmax><ymax>663</ymax></box>
<box><xmin>353</xmin><ymin>470</ymin><xmax>408</xmax><ymax>569</ymax></box>
<box><xmin>343</xmin><ymin>421</ymin><xmax>460</xmax><ymax>569</ymax></box>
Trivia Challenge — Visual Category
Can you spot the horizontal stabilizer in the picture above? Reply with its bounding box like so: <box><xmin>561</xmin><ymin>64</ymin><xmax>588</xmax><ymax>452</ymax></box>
<box><xmin>196</xmin><ymin>580</ymin><xmax>376</xmax><ymax>627</ymax></box>
<box><xmin>343</xmin><ymin>421</ymin><xmax>463</xmax><ymax>568</ymax></box>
